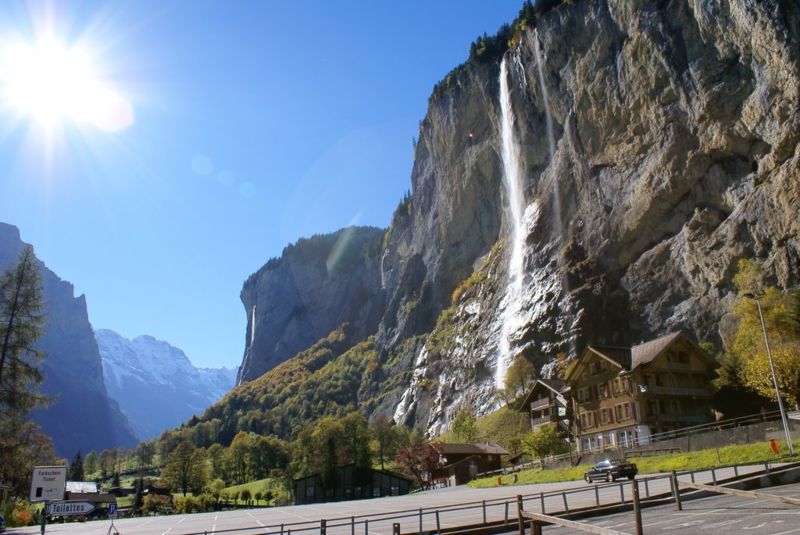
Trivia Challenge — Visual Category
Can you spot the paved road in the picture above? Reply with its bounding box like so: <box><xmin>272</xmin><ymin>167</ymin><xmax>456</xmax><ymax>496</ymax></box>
<box><xmin>6</xmin><ymin>464</ymin><xmax>774</xmax><ymax>535</ymax></box>
<box><xmin>535</xmin><ymin>481</ymin><xmax>800</xmax><ymax>534</ymax></box>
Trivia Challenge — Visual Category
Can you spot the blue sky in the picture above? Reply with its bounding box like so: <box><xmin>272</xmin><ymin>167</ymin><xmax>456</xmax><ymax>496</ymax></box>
<box><xmin>0</xmin><ymin>0</ymin><xmax>522</xmax><ymax>369</ymax></box>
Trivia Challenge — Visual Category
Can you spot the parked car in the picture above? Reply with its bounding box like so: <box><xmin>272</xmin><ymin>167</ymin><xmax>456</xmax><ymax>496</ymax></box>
<box><xmin>0</xmin><ymin>511</ymin><xmax>6</xmax><ymax>532</ymax></box>
<box><xmin>584</xmin><ymin>459</ymin><xmax>638</xmax><ymax>483</ymax></box>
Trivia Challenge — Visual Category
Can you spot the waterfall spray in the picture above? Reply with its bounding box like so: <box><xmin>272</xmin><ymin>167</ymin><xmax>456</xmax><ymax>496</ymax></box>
<box><xmin>496</xmin><ymin>56</ymin><xmax>527</xmax><ymax>390</ymax></box>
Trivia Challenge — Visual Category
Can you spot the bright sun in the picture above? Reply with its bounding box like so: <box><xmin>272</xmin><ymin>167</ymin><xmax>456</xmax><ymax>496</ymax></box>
<box><xmin>1</xmin><ymin>38</ymin><xmax>133</xmax><ymax>132</ymax></box>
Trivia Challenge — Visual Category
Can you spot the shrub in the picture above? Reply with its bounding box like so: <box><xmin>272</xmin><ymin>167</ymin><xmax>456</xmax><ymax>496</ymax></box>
<box><xmin>174</xmin><ymin>496</ymin><xmax>198</xmax><ymax>514</ymax></box>
<box><xmin>9</xmin><ymin>500</ymin><xmax>35</xmax><ymax>527</ymax></box>
<box><xmin>142</xmin><ymin>494</ymin><xmax>172</xmax><ymax>515</ymax></box>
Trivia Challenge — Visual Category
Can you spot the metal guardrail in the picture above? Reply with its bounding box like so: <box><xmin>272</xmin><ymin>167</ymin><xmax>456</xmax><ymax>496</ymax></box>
<box><xmin>174</xmin><ymin>461</ymin><xmax>797</xmax><ymax>535</ymax></box>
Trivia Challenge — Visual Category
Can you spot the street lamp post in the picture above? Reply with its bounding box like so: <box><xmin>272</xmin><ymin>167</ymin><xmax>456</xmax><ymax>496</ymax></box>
<box><xmin>743</xmin><ymin>292</ymin><xmax>795</xmax><ymax>455</ymax></box>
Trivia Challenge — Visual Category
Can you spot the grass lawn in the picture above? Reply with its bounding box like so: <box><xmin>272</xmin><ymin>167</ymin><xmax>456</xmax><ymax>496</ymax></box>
<box><xmin>469</xmin><ymin>438</ymin><xmax>800</xmax><ymax>488</ymax></box>
<box><xmin>223</xmin><ymin>478</ymin><xmax>272</xmax><ymax>496</ymax></box>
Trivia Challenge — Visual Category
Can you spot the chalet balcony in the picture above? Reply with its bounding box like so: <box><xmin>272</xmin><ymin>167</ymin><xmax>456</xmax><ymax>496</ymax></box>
<box><xmin>647</xmin><ymin>386</ymin><xmax>711</xmax><ymax>397</ymax></box>
<box><xmin>531</xmin><ymin>415</ymin><xmax>552</xmax><ymax>427</ymax></box>
<box><xmin>530</xmin><ymin>397</ymin><xmax>552</xmax><ymax>410</ymax></box>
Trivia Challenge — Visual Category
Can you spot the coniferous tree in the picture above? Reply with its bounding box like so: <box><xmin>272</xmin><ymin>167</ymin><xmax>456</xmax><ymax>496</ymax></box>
<box><xmin>132</xmin><ymin>477</ymin><xmax>144</xmax><ymax>513</ymax></box>
<box><xmin>69</xmin><ymin>450</ymin><xmax>85</xmax><ymax>481</ymax></box>
<box><xmin>0</xmin><ymin>246</ymin><xmax>49</xmax><ymax>494</ymax></box>
<box><xmin>0</xmin><ymin>246</ymin><xmax>46</xmax><ymax>410</ymax></box>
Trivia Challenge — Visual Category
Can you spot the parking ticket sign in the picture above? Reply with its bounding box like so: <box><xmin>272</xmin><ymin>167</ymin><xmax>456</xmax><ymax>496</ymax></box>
<box><xmin>30</xmin><ymin>466</ymin><xmax>67</xmax><ymax>502</ymax></box>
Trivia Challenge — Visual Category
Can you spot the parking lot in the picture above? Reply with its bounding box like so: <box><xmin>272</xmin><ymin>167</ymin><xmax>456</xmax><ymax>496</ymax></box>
<box><xmin>534</xmin><ymin>481</ymin><xmax>800</xmax><ymax>534</ymax></box>
<box><xmin>4</xmin><ymin>464</ymin><xmax>786</xmax><ymax>535</ymax></box>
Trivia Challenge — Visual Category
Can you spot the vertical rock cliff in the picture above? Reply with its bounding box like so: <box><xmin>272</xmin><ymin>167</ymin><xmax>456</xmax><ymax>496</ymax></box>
<box><xmin>237</xmin><ymin>226</ymin><xmax>386</xmax><ymax>384</ymax></box>
<box><xmin>0</xmin><ymin>223</ymin><xmax>137</xmax><ymax>456</ymax></box>
<box><xmin>225</xmin><ymin>0</ymin><xmax>798</xmax><ymax>439</ymax></box>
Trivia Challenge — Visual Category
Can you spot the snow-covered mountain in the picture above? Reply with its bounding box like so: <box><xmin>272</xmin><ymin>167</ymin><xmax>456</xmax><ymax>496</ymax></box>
<box><xmin>96</xmin><ymin>329</ymin><xmax>237</xmax><ymax>440</ymax></box>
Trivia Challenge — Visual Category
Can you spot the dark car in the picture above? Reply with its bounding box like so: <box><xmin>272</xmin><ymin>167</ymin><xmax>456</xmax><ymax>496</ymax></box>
<box><xmin>584</xmin><ymin>459</ymin><xmax>638</xmax><ymax>483</ymax></box>
<box><xmin>0</xmin><ymin>512</ymin><xmax>5</xmax><ymax>532</ymax></box>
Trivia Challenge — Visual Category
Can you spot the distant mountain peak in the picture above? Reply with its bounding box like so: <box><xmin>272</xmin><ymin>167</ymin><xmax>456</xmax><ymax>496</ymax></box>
<box><xmin>96</xmin><ymin>329</ymin><xmax>237</xmax><ymax>440</ymax></box>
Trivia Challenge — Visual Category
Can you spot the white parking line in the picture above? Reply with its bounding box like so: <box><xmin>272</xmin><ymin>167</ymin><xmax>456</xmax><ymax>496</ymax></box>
<box><xmin>274</xmin><ymin>507</ymin><xmax>314</xmax><ymax>521</ymax></box>
<box><xmin>247</xmin><ymin>511</ymin><xmax>266</xmax><ymax>526</ymax></box>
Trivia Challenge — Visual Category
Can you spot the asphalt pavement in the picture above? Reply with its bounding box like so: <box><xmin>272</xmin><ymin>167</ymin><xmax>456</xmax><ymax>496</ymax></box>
<box><xmin>534</xmin><ymin>481</ymin><xmax>800</xmax><ymax>534</ymax></box>
<box><xmin>5</xmin><ymin>464</ymin><xmax>779</xmax><ymax>535</ymax></box>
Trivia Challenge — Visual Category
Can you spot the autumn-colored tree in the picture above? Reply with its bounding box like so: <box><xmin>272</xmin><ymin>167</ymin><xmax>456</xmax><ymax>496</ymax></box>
<box><xmin>227</xmin><ymin>431</ymin><xmax>250</xmax><ymax>484</ymax></box>
<box><xmin>729</xmin><ymin>260</ymin><xmax>800</xmax><ymax>409</ymax></box>
<box><xmin>162</xmin><ymin>441</ymin><xmax>208</xmax><ymax>496</ymax></box>
<box><xmin>395</xmin><ymin>432</ymin><xmax>440</xmax><ymax>487</ymax></box>
<box><xmin>523</xmin><ymin>423</ymin><xmax>566</xmax><ymax>467</ymax></box>
<box><xmin>505</xmin><ymin>355</ymin><xmax>537</xmax><ymax>400</ymax></box>
<box><xmin>450</xmin><ymin>409</ymin><xmax>479</xmax><ymax>443</ymax></box>
<box><xmin>370</xmin><ymin>416</ymin><xmax>404</xmax><ymax>470</ymax></box>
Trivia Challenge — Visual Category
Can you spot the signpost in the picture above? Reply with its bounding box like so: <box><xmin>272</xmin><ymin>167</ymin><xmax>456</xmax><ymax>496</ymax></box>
<box><xmin>47</xmin><ymin>501</ymin><xmax>96</xmax><ymax>516</ymax></box>
<box><xmin>30</xmin><ymin>466</ymin><xmax>67</xmax><ymax>535</ymax></box>
<box><xmin>108</xmin><ymin>502</ymin><xmax>118</xmax><ymax>519</ymax></box>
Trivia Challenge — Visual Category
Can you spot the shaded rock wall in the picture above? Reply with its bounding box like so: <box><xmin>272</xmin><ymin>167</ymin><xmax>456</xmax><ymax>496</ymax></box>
<box><xmin>237</xmin><ymin>226</ymin><xmax>386</xmax><ymax>384</ymax></box>
<box><xmin>0</xmin><ymin>223</ymin><xmax>137</xmax><ymax>457</ymax></box>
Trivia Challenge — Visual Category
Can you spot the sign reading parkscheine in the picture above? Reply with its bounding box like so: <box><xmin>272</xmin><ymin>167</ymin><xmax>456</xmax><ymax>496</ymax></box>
<box><xmin>29</xmin><ymin>466</ymin><xmax>67</xmax><ymax>502</ymax></box>
<box><xmin>47</xmin><ymin>501</ymin><xmax>96</xmax><ymax>516</ymax></box>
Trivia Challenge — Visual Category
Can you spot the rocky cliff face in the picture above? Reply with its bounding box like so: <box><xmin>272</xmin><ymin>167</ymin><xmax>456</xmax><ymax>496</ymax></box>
<box><xmin>97</xmin><ymin>329</ymin><xmax>237</xmax><ymax>440</ymax></box>
<box><xmin>0</xmin><ymin>223</ymin><xmax>138</xmax><ymax>456</ymax></box>
<box><xmin>233</xmin><ymin>0</ymin><xmax>799</xmax><ymax>438</ymax></box>
<box><xmin>237</xmin><ymin>226</ymin><xmax>386</xmax><ymax>384</ymax></box>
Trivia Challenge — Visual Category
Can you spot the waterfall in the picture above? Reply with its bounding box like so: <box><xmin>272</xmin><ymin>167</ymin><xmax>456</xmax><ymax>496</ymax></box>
<box><xmin>496</xmin><ymin>57</ymin><xmax>527</xmax><ymax>390</ymax></box>
<box><xmin>250</xmin><ymin>305</ymin><xmax>256</xmax><ymax>345</ymax></box>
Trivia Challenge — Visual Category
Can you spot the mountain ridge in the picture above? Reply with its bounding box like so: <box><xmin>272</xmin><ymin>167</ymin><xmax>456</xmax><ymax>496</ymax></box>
<box><xmin>96</xmin><ymin>328</ymin><xmax>237</xmax><ymax>440</ymax></box>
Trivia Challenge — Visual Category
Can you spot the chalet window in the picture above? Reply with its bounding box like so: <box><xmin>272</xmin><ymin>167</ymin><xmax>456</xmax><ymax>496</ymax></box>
<box><xmin>613</xmin><ymin>377</ymin><xmax>626</xmax><ymax>395</ymax></box>
<box><xmin>614</xmin><ymin>403</ymin><xmax>632</xmax><ymax>421</ymax></box>
<box><xmin>648</xmin><ymin>399</ymin><xmax>661</xmax><ymax>415</ymax></box>
<box><xmin>666</xmin><ymin>374</ymin><xmax>676</xmax><ymax>387</ymax></box>
<box><xmin>590</xmin><ymin>361</ymin><xmax>600</xmax><ymax>374</ymax></box>
<box><xmin>623</xmin><ymin>377</ymin><xmax>631</xmax><ymax>393</ymax></box>
<box><xmin>577</xmin><ymin>387</ymin><xmax>590</xmax><ymax>403</ymax></box>
<box><xmin>600</xmin><ymin>409</ymin><xmax>612</xmax><ymax>425</ymax></box>
<box><xmin>599</xmin><ymin>383</ymin><xmax>609</xmax><ymax>399</ymax></box>
<box><xmin>582</xmin><ymin>411</ymin><xmax>596</xmax><ymax>428</ymax></box>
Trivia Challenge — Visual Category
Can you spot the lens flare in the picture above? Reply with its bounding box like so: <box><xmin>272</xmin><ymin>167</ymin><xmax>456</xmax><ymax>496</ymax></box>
<box><xmin>1</xmin><ymin>37</ymin><xmax>133</xmax><ymax>132</ymax></box>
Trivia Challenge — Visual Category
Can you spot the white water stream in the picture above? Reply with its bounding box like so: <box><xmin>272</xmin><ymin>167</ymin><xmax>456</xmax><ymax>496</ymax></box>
<box><xmin>496</xmin><ymin>57</ymin><xmax>527</xmax><ymax>390</ymax></box>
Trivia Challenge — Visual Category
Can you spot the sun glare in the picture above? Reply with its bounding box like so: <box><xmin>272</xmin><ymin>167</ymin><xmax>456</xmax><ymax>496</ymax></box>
<box><xmin>1</xmin><ymin>38</ymin><xmax>133</xmax><ymax>132</ymax></box>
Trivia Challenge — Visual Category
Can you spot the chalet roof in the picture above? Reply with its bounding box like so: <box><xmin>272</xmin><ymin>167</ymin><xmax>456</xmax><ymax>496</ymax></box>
<box><xmin>566</xmin><ymin>331</ymin><xmax>715</xmax><ymax>381</ymax></box>
<box><xmin>66</xmin><ymin>481</ymin><xmax>98</xmax><ymax>493</ymax></box>
<box><xmin>517</xmin><ymin>379</ymin><xmax>567</xmax><ymax>413</ymax></box>
<box><xmin>435</xmin><ymin>443</ymin><xmax>509</xmax><ymax>456</ymax></box>
<box><xmin>631</xmin><ymin>331</ymin><xmax>684</xmax><ymax>369</ymax></box>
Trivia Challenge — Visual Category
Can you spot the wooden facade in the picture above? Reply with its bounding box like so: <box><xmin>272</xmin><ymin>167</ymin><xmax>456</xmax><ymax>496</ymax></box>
<box><xmin>564</xmin><ymin>331</ymin><xmax>717</xmax><ymax>454</ymax></box>
<box><xmin>293</xmin><ymin>464</ymin><xmax>411</xmax><ymax>505</ymax></box>
<box><xmin>431</xmin><ymin>443</ymin><xmax>508</xmax><ymax>485</ymax></box>
<box><xmin>517</xmin><ymin>378</ymin><xmax>571</xmax><ymax>438</ymax></box>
